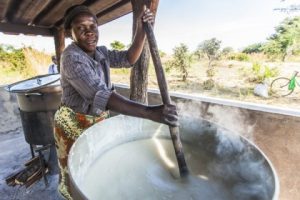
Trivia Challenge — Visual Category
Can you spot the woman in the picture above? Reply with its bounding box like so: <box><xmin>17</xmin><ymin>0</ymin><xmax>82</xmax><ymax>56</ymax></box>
<box><xmin>54</xmin><ymin>5</ymin><xmax>178</xmax><ymax>200</ymax></box>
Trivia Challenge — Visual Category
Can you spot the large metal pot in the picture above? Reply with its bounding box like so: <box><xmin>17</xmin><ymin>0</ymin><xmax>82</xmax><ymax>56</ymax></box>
<box><xmin>16</xmin><ymin>84</ymin><xmax>61</xmax><ymax>112</ymax></box>
<box><xmin>5</xmin><ymin>74</ymin><xmax>61</xmax><ymax>174</ymax></box>
<box><xmin>68</xmin><ymin>115</ymin><xmax>279</xmax><ymax>200</ymax></box>
<box><xmin>5</xmin><ymin>74</ymin><xmax>61</xmax><ymax>144</ymax></box>
<box><xmin>6</xmin><ymin>74</ymin><xmax>61</xmax><ymax>112</ymax></box>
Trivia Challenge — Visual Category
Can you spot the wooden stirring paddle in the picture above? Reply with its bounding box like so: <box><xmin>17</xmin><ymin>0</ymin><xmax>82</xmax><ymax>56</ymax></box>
<box><xmin>143</xmin><ymin>21</ymin><xmax>189</xmax><ymax>177</ymax></box>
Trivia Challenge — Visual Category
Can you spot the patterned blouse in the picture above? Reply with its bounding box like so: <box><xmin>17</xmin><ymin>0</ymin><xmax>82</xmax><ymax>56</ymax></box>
<box><xmin>60</xmin><ymin>42</ymin><xmax>132</xmax><ymax>116</ymax></box>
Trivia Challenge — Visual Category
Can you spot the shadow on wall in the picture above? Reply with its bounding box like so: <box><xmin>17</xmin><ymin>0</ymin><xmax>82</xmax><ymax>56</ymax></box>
<box><xmin>0</xmin><ymin>86</ymin><xmax>22</xmax><ymax>133</ymax></box>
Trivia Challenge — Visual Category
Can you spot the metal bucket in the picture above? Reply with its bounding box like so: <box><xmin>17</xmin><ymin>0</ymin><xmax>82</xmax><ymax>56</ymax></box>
<box><xmin>68</xmin><ymin>115</ymin><xmax>279</xmax><ymax>200</ymax></box>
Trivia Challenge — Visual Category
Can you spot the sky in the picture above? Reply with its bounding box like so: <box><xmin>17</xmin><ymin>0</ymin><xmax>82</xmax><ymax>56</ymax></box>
<box><xmin>0</xmin><ymin>0</ymin><xmax>299</xmax><ymax>54</ymax></box>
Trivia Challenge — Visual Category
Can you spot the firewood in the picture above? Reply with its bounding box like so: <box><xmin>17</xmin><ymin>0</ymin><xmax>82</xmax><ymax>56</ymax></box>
<box><xmin>25</xmin><ymin>168</ymin><xmax>43</xmax><ymax>188</ymax></box>
<box><xmin>25</xmin><ymin>167</ymin><xmax>49</xmax><ymax>188</ymax></box>
<box><xmin>24</xmin><ymin>156</ymin><xmax>39</xmax><ymax>167</ymax></box>
<box><xmin>6</xmin><ymin>155</ymin><xmax>48</xmax><ymax>188</ymax></box>
<box><xmin>15</xmin><ymin>162</ymin><xmax>41</xmax><ymax>184</ymax></box>
<box><xmin>5</xmin><ymin>168</ymin><xmax>26</xmax><ymax>186</ymax></box>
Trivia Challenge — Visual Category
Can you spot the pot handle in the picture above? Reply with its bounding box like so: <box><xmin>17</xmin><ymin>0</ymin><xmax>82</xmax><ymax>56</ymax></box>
<box><xmin>25</xmin><ymin>92</ymin><xmax>43</xmax><ymax>97</ymax></box>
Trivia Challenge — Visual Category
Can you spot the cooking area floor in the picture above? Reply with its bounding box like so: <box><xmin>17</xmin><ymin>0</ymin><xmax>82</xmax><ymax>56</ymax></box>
<box><xmin>0</xmin><ymin>87</ymin><xmax>61</xmax><ymax>200</ymax></box>
<box><xmin>0</xmin><ymin>129</ymin><xmax>61</xmax><ymax>200</ymax></box>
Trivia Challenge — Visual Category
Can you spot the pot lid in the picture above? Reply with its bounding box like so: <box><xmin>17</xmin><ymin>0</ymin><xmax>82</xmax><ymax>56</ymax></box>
<box><xmin>5</xmin><ymin>74</ymin><xmax>60</xmax><ymax>93</ymax></box>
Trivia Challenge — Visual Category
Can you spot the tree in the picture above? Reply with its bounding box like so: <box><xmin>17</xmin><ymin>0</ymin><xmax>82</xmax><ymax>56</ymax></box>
<box><xmin>222</xmin><ymin>47</ymin><xmax>234</xmax><ymax>54</ymax></box>
<box><xmin>197</xmin><ymin>38</ymin><xmax>221</xmax><ymax>67</ymax></box>
<box><xmin>193</xmin><ymin>49</ymin><xmax>204</xmax><ymax>60</ymax></box>
<box><xmin>221</xmin><ymin>46</ymin><xmax>234</xmax><ymax>58</ymax></box>
<box><xmin>274</xmin><ymin>0</ymin><xmax>300</xmax><ymax>13</ymax></box>
<box><xmin>262</xmin><ymin>16</ymin><xmax>300</xmax><ymax>61</ymax></box>
<box><xmin>242</xmin><ymin>43</ymin><xmax>263</xmax><ymax>54</ymax></box>
<box><xmin>167</xmin><ymin>43</ymin><xmax>192</xmax><ymax>81</ymax></box>
<box><xmin>110</xmin><ymin>40</ymin><xmax>126</xmax><ymax>50</ymax></box>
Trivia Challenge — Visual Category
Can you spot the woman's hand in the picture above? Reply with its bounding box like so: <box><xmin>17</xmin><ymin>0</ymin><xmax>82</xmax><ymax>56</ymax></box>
<box><xmin>142</xmin><ymin>8</ymin><xmax>155</xmax><ymax>25</ymax></box>
<box><xmin>148</xmin><ymin>104</ymin><xmax>179</xmax><ymax>127</ymax></box>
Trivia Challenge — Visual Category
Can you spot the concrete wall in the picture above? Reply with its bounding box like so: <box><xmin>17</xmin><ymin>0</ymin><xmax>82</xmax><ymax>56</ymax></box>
<box><xmin>115</xmin><ymin>84</ymin><xmax>300</xmax><ymax>200</ymax></box>
<box><xmin>0</xmin><ymin>86</ymin><xmax>21</xmax><ymax>134</ymax></box>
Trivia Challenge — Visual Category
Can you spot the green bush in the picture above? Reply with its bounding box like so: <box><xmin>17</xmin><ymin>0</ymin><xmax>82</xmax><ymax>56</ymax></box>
<box><xmin>0</xmin><ymin>44</ymin><xmax>50</xmax><ymax>83</ymax></box>
<box><xmin>228</xmin><ymin>53</ymin><xmax>250</xmax><ymax>61</ymax></box>
<box><xmin>0</xmin><ymin>45</ymin><xmax>26</xmax><ymax>72</ymax></box>
<box><xmin>159</xmin><ymin>50</ymin><xmax>166</xmax><ymax>58</ymax></box>
<box><xmin>206</xmin><ymin>68</ymin><xmax>216</xmax><ymax>77</ymax></box>
<box><xmin>249</xmin><ymin>62</ymin><xmax>279</xmax><ymax>83</ymax></box>
<box><xmin>202</xmin><ymin>79</ymin><xmax>215</xmax><ymax>90</ymax></box>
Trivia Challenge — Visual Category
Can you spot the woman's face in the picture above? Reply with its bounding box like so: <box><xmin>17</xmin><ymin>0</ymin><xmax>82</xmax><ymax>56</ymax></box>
<box><xmin>70</xmin><ymin>13</ymin><xmax>99</xmax><ymax>55</ymax></box>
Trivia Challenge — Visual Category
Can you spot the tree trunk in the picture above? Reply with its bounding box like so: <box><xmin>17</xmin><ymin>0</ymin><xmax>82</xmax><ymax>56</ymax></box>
<box><xmin>282</xmin><ymin>53</ymin><xmax>286</xmax><ymax>62</ymax></box>
<box><xmin>182</xmin><ymin>70</ymin><xmax>188</xmax><ymax>81</ymax></box>
<box><xmin>129</xmin><ymin>0</ymin><xmax>159</xmax><ymax>104</ymax></box>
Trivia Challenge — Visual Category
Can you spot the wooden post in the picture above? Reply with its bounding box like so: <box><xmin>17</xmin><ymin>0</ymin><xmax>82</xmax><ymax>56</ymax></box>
<box><xmin>53</xmin><ymin>27</ymin><xmax>65</xmax><ymax>73</ymax></box>
<box><xmin>129</xmin><ymin>0</ymin><xmax>159</xmax><ymax>104</ymax></box>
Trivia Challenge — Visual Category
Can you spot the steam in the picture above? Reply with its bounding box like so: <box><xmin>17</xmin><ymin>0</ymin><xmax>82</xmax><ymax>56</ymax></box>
<box><xmin>210</xmin><ymin>128</ymin><xmax>273</xmax><ymax>200</ymax></box>
<box><xmin>176</xmin><ymin>101</ymin><xmax>256</xmax><ymax>141</ymax></box>
<box><xmin>176</xmin><ymin>100</ymin><xmax>274</xmax><ymax>200</ymax></box>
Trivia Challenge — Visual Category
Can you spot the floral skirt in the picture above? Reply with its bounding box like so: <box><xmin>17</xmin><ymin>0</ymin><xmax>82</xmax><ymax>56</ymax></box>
<box><xmin>54</xmin><ymin>106</ymin><xmax>109</xmax><ymax>200</ymax></box>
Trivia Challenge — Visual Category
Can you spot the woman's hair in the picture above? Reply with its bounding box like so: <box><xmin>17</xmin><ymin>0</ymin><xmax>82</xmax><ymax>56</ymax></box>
<box><xmin>64</xmin><ymin>5</ymin><xmax>97</xmax><ymax>30</ymax></box>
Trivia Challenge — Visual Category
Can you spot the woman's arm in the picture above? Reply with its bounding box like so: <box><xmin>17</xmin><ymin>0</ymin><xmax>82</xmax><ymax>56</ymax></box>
<box><xmin>110</xmin><ymin>8</ymin><xmax>178</xmax><ymax>126</ymax></box>
<box><xmin>106</xmin><ymin>92</ymin><xmax>179</xmax><ymax>127</ymax></box>
<box><xmin>127</xmin><ymin>8</ymin><xmax>154</xmax><ymax>65</ymax></box>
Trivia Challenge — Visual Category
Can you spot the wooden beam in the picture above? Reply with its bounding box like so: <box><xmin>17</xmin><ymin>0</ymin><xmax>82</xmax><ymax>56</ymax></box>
<box><xmin>55</xmin><ymin>0</ymin><xmax>132</xmax><ymax>28</ymax></box>
<box><xmin>98</xmin><ymin>1</ymin><xmax>132</xmax><ymax>25</ymax></box>
<box><xmin>129</xmin><ymin>0</ymin><xmax>153</xmax><ymax>103</ymax></box>
<box><xmin>0</xmin><ymin>0</ymin><xmax>12</xmax><ymax>21</ymax></box>
<box><xmin>53</xmin><ymin>27</ymin><xmax>65</xmax><ymax>72</ymax></box>
<box><xmin>88</xmin><ymin>0</ymin><xmax>122</xmax><ymax>14</ymax></box>
<box><xmin>36</xmin><ymin>0</ymin><xmax>85</xmax><ymax>27</ymax></box>
<box><xmin>0</xmin><ymin>23</ymin><xmax>52</xmax><ymax>36</ymax></box>
<box><xmin>129</xmin><ymin>0</ymin><xmax>159</xmax><ymax>103</ymax></box>
<box><xmin>32</xmin><ymin>0</ymin><xmax>60</xmax><ymax>26</ymax></box>
<box><xmin>12</xmin><ymin>0</ymin><xmax>33</xmax><ymax>23</ymax></box>
<box><xmin>12</xmin><ymin>0</ymin><xmax>52</xmax><ymax>24</ymax></box>
<box><xmin>4</xmin><ymin>0</ymin><xmax>20</xmax><ymax>22</ymax></box>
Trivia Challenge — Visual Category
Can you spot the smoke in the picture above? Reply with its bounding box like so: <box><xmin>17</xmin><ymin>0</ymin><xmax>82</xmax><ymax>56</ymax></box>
<box><xmin>175</xmin><ymin>100</ymin><xmax>275</xmax><ymax>200</ymax></box>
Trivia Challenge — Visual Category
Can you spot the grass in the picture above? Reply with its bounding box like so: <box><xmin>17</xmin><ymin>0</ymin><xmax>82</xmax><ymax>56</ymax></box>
<box><xmin>0</xmin><ymin>66</ymin><xmax>24</xmax><ymax>85</ymax></box>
